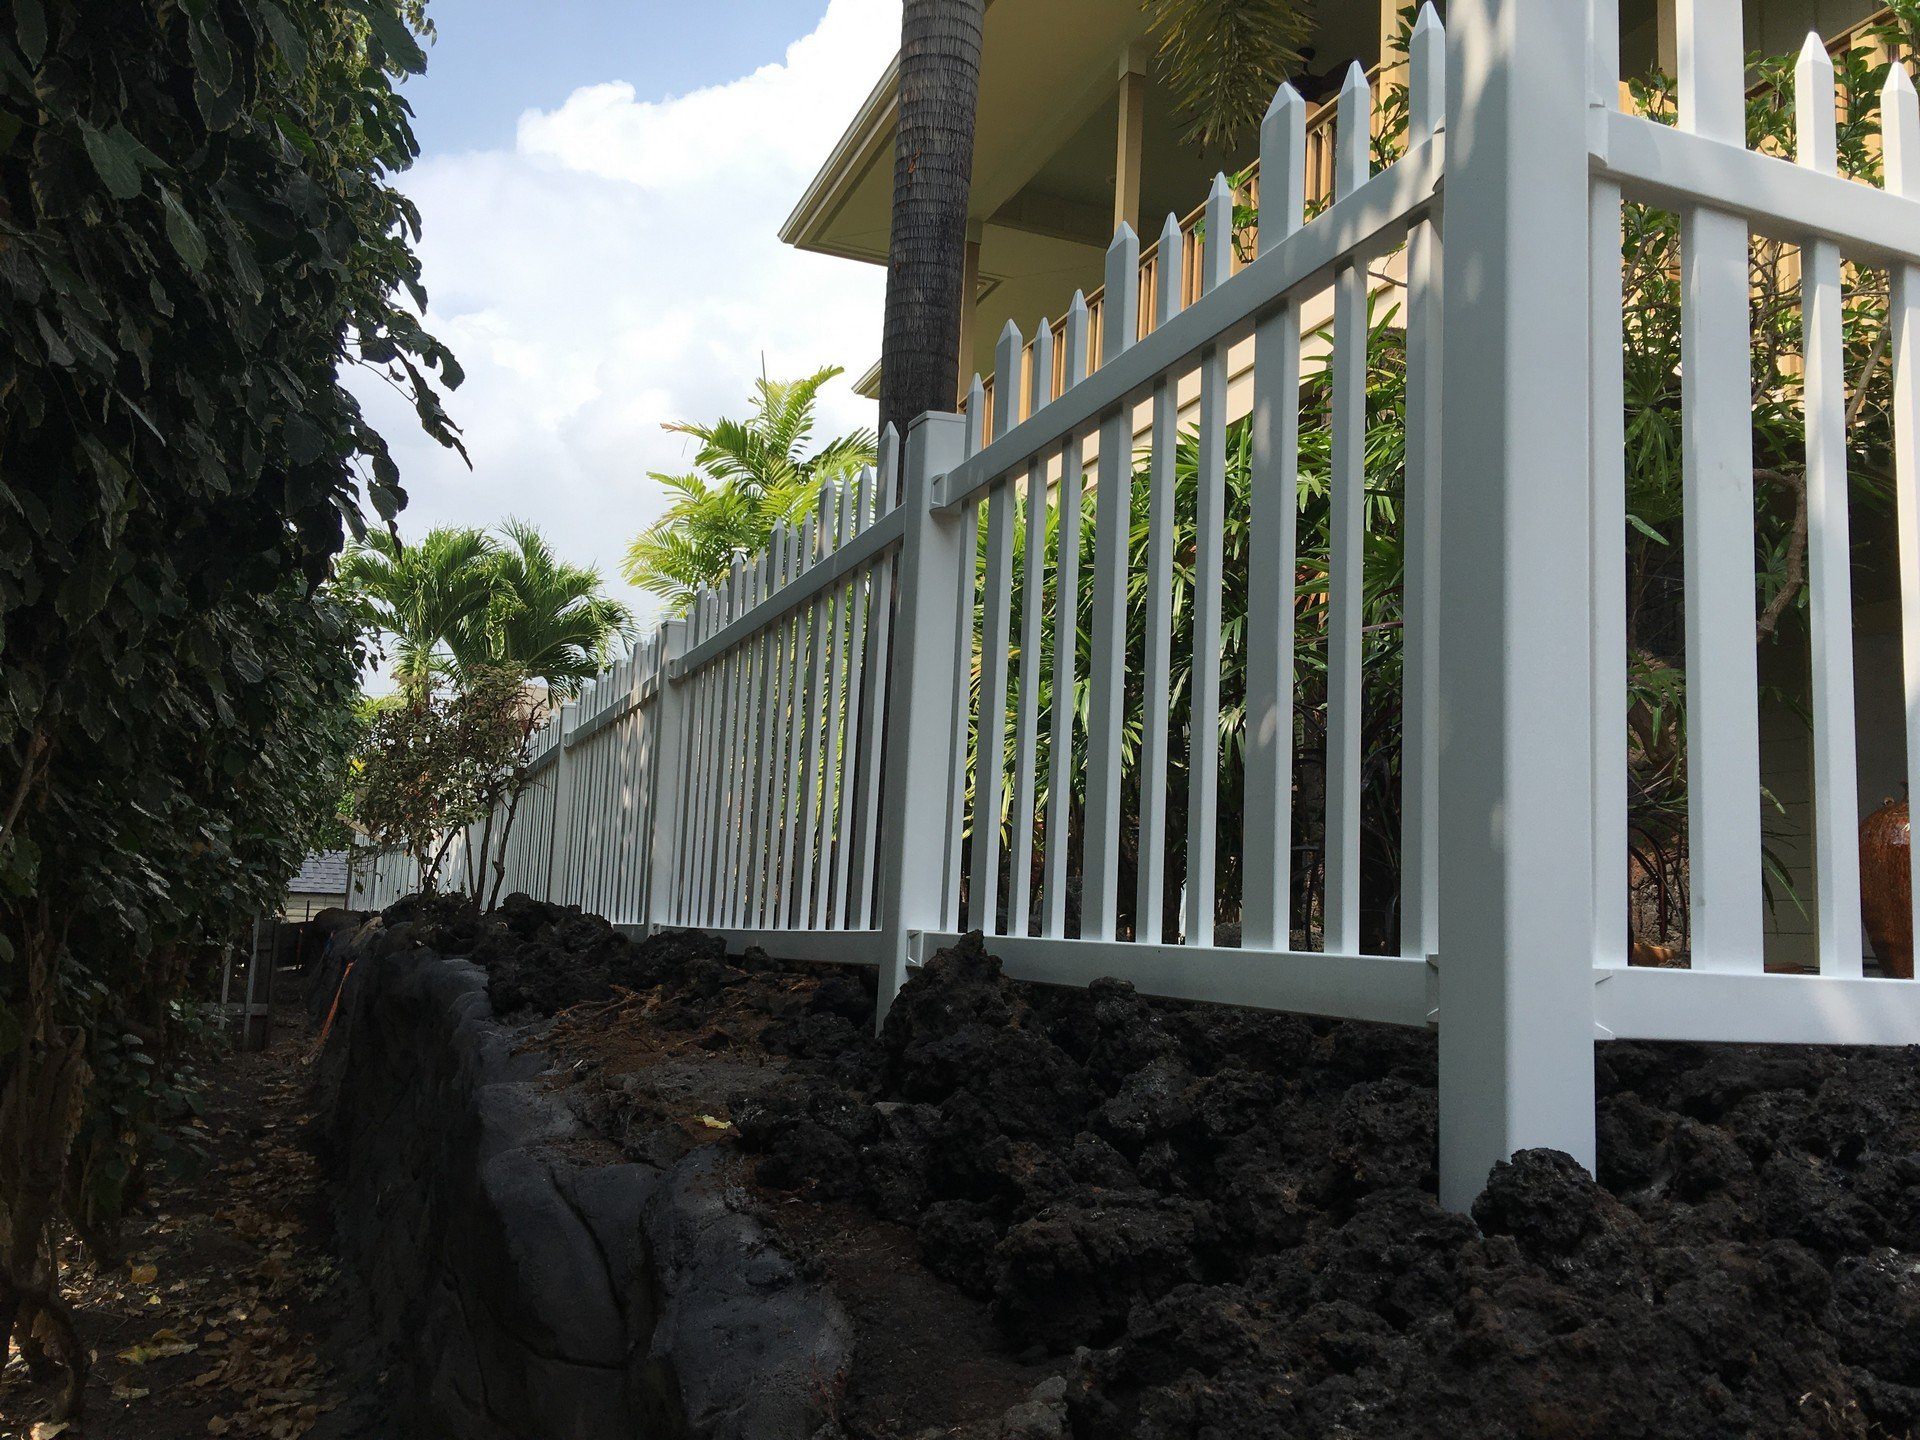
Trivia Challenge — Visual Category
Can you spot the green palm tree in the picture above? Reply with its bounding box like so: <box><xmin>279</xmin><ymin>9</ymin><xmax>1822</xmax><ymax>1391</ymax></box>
<box><xmin>335</xmin><ymin>526</ymin><xmax>500</xmax><ymax>692</ymax></box>
<box><xmin>623</xmin><ymin>366</ymin><xmax>876</xmax><ymax>612</ymax></box>
<box><xmin>454</xmin><ymin>520</ymin><xmax>634</xmax><ymax>697</ymax></box>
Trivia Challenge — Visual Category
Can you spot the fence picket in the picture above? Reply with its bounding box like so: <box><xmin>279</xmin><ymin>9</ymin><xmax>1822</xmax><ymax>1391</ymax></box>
<box><xmin>1798</xmin><ymin>35</ymin><xmax>1865</xmax><ymax>977</ymax></box>
<box><xmin>1323</xmin><ymin>64</ymin><xmax>1371</xmax><ymax>957</ymax></box>
<box><xmin>1010</xmin><ymin>323</ymin><xmax>1055</xmax><ymax>936</ymax></box>
<box><xmin>1676</xmin><ymin>0</ymin><xmax>1765</xmax><ymax>971</ymax></box>
<box><xmin>1043</xmin><ymin>296</ymin><xmax>1091</xmax><ymax>937</ymax></box>
<box><xmin>1400</xmin><ymin>6</ymin><xmax>1445</xmax><ymax>963</ymax></box>
<box><xmin>1889</xmin><ymin>63</ymin><xmax>1920</xmax><ymax>974</ymax></box>
<box><xmin>1242</xmin><ymin>87</ymin><xmax>1306</xmax><ymax>952</ymax></box>
<box><xmin>816</xmin><ymin>480</ymin><xmax>855</xmax><ymax>925</ymax></box>
<box><xmin>831</xmin><ymin>470</ymin><xmax>872</xmax><ymax>927</ymax></box>
<box><xmin>851</xmin><ymin>431</ymin><xmax>901</xmax><ymax>927</ymax></box>
<box><xmin>1590</xmin><ymin>0</ymin><xmax>1630</xmax><ymax>969</ymax></box>
<box><xmin>1184</xmin><ymin>176</ymin><xmax>1233</xmax><ymax>948</ymax></box>
<box><xmin>1137</xmin><ymin>214</ymin><xmax>1184</xmax><ymax>946</ymax></box>
<box><xmin>797</xmin><ymin>486</ymin><xmax>834</xmax><ymax>926</ymax></box>
<box><xmin>1083</xmin><ymin>226</ymin><xmax>1141</xmax><ymax>941</ymax></box>
<box><xmin>971</xmin><ymin>325</ymin><xmax>1023</xmax><ymax>934</ymax></box>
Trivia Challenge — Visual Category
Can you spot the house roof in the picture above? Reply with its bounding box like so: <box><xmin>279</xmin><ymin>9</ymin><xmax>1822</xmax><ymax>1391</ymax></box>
<box><xmin>289</xmin><ymin>851</ymin><xmax>350</xmax><ymax>895</ymax></box>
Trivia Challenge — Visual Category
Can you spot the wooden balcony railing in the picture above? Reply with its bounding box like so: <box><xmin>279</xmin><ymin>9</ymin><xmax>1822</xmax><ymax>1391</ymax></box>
<box><xmin>967</xmin><ymin>6</ymin><xmax>1906</xmax><ymax>433</ymax></box>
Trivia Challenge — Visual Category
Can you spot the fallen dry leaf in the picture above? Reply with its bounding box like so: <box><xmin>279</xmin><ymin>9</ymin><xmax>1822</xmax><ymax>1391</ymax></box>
<box><xmin>129</xmin><ymin>1261</ymin><xmax>159</xmax><ymax>1285</ymax></box>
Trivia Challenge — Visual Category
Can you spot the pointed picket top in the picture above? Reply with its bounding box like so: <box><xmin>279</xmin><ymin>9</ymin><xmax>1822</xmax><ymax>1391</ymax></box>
<box><xmin>849</xmin><ymin>466</ymin><xmax>869</xmax><ymax>536</ymax></box>
<box><xmin>1794</xmin><ymin>33</ymin><xmax>1836</xmax><ymax>174</ymax></box>
<box><xmin>1202</xmin><ymin>173</ymin><xmax>1233</xmax><ymax>292</ymax></box>
<box><xmin>1156</xmin><ymin>212</ymin><xmax>1185</xmax><ymax>324</ymax></box>
<box><xmin>1104</xmin><ymin>222</ymin><xmax>1141</xmax><ymax>361</ymax></box>
<box><xmin>1336</xmin><ymin>62</ymin><xmax>1370</xmax><ymax>200</ymax></box>
<box><xmin>1259</xmin><ymin>86</ymin><xmax>1306</xmax><ymax>253</ymax></box>
<box><xmin>877</xmin><ymin>422</ymin><xmax>900</xmax><ymax>508</ymax></box>
<box><xmin>1028</xmin><ymin>317</ymin><xmax>1055</xmax><ymax>415</ymax></box>
<box><xmin>816</xmin><ymin>479</ymin><xmax>837</xmax><ymax>546</ymax></box>
<box><xmin>994</xmin><ymin>321</ymin><xmax>1024</xmax><ymax>440</ymax></box>
<box><xmin>1885</xmin><ymin>60</ymin><xmax>1919</xmax><ymax>198</ymax></box>
<box><xmin>1064</xmin><ymin>291</ymin><xmax>1091</xmax><ymax>389</ymax></box>
<box><xmin>1409</xmin><ymin>5</ymin><xmax>1445</xmax><ymax>143</ymax></box>
<box><xmin>965</xmin><ymin>373</ymin><xmax>986</xmax><ymax>455</ymax></box>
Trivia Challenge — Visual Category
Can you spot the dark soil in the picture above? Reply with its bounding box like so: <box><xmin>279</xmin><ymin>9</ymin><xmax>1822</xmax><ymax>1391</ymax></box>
<box><xmin>399</xmin><ymin>892</ymin><xmax>1920</xmax><ymax>1439</ymax></box>
<box><xmin>0</xmin><ymin>1008</ymin><xmax>393</xmax><ymax>1440</ymax></box>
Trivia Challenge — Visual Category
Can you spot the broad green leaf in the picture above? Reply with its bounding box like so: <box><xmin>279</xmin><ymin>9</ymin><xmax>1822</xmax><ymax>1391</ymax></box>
<box><xmin>351</xmin><ymin>0</ymin><xmax>427</xmax><ymax>75</ymax></box>
<box><xmin>161</xmin><ymin>190</ymin><xmax>208</xmax><ymax>272</ymax></box>
<box><xmin>260</xmin><ymin>2</ymin><xmax>309</xmax><ymax>75</ymax></box>
<box><xmin>81</xmin><ymin>121</ymin><xmax>143</xmax><ymax>199</ymax></box>
<box><xmin>13</xmin><ymin>0</ymin><xmax>45</xmax><ymax>66</ymax></box>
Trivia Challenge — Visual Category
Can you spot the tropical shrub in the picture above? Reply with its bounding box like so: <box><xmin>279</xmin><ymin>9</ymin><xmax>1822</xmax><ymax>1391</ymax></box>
<box><xmin>624</xmin><ymin>366</ymin><xmax>877</xmax><ymax>610</ymax></box>
<box><xmin>0</xmin><ymin>0</ymin><xmax>459</xmax><ymax>1409</ymax></box>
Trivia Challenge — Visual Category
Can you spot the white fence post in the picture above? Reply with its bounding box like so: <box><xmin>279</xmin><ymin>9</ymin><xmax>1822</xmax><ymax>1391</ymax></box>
<box><xmin>543</xmin><ymin>699</ymin><xmax>578</xmax><ymax>906</ymax></box>
<box><xmin>645</xmin><ymin>616</ymin><xmax>693</xmax><ymax>928</ymax></box>
<box><xmin>1436</xmin><ymin>0</ymin><xmax>1598</xmax><ymax>1209</ymax></box>
<box><xmin>876</xmin><ymin>411</ymin><xmax>971</xmax><ymax>1024</ymax></box>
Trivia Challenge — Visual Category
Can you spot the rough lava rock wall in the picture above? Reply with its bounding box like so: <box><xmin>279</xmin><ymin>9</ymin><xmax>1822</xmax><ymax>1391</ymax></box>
<box><xmin>311</xmin><ymin>916</ymin><xmax>850</xmax><ymax>1440</ymax></box>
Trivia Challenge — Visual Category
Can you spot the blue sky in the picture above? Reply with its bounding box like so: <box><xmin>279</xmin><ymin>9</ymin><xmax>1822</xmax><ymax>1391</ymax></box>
<box><xmin>405</xmin><ymin>1</ymin><xmax>841</xmax><ymax>156</ymax></box>
<box><xmin>348</xmin><ymin>0</ymin><xmax>898</xmax><ymax>663</ymax></box>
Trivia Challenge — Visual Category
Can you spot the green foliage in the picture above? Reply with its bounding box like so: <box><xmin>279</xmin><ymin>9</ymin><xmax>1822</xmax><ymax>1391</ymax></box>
<box><xmin>1144</xmin><ymin>0</ymin><xmax>1315</xmax><ymax>150</ymax></box>
<box><xmin>623</xmin><ymin>366</ymin><xmax>878</xmax><ymax>610</ymax></box>
<box><xmin>451</xmin><ymin>520</ymin><xmax>635</xmax><ymax>695</ymax></box>
<box><xmin>353</xmin><ymin>668</ymin><xmax>533</xmax><ymax>894</ymax></box>
<box><xmin>0</xmin><ymin>0</ymin><xmax>459</xmax><ymax>1380</ymax></box>
<box><xmin>336</xmin><ymin>527</ymin><xmax>501</xmax><ymax>691</ymax></box>
<box><xmin>337</xmin><ymin>519</ymin><xmax>634</xmax><ymax>698</ymax></box>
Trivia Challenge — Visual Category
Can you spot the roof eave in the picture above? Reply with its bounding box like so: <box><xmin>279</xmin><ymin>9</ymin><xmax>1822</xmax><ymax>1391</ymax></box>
<box><xmin>780</xmin><ymin>54</ymin><xmax>900</xmax><ymax>253</ymax></box>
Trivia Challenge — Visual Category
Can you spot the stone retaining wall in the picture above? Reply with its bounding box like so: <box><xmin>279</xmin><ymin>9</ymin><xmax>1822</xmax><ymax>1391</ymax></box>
<box><xmin>312</xmin><ymin>918</ymin><xmax>850</xmax><ymax>1439</ymax></box>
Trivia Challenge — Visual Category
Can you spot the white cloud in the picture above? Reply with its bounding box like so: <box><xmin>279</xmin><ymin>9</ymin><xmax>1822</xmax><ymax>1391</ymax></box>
<box><xmin>351</xmin><ymin>0</ymin><xmax>899</xmax><ymax>641</ymax></box>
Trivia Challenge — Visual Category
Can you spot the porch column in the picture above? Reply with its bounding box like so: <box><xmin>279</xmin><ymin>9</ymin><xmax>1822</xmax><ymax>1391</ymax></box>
<box><xmin>1113</xmin><ymin>45</ymin><xmax>1148</xmax><ymax>236</ymax></box>
<box><xmin>1657</xmin><ymin>0</ymin><xmax>1677</xmax><ymax>72</ymax></box>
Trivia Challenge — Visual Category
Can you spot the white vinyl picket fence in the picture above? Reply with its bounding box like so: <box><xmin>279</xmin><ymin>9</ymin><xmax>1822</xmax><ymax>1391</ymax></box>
<box><xmin>351</xmin><ymin>0</ymin><xmax>1920</xmax><ymax>1206</ymax></box>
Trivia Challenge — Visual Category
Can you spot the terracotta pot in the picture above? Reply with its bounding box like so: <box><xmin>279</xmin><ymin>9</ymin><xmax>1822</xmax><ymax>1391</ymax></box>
<box><xmin>1860</xmin><ymin>797</ymin><xmax>1913</xmax><ymax>979</ymax></box>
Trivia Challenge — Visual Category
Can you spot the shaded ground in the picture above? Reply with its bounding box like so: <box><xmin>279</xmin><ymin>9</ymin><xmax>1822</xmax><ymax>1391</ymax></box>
<box><xmin>0</xmin><ymin>1008</ymin><xmax>391</xmax><ymax>1440</ymax></box>
<box><xmin>439</xmin><ymin>892</ymin><xmax>1920</xmax><ymax>1440</ymax></box>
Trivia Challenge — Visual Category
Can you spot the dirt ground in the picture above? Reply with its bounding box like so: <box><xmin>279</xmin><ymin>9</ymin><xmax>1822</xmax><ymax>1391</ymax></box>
<box><xmin>439</xmin><ymin>891</ymin><xmax>1920</xmax><ymax>1440</ymax></box>
<box><xmin>0</xmin><ymin>1005</ymin><xmax>392</xmax><ymax>1440</ymax></box>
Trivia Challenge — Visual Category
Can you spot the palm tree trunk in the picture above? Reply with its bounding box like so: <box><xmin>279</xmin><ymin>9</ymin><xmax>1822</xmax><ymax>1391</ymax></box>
<box><xmin>878</xmin><ymin>0</ymin><xmax>985</xmax><ymax>443</ymax></box>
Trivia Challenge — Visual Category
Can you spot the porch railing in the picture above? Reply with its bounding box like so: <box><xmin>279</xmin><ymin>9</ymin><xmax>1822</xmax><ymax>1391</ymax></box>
<box><xmin>970</xmin><ymin>4</ymin><xmax>1906</xmax><ymax>432</ymax></box>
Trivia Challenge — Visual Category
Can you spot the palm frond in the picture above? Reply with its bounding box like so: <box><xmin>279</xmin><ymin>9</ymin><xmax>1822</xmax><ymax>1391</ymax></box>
<box><xmin>1145</xmin><ymin>0</ymin><xmax>1314</xmax><ymax>149</ymax></box>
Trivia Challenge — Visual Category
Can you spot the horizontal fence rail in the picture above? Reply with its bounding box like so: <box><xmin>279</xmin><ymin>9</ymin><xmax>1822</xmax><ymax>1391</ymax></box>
<box><xmin>348</xmin><ymin>0</ymin><xmax>1920</xmax><ymax>1205</ymax></box>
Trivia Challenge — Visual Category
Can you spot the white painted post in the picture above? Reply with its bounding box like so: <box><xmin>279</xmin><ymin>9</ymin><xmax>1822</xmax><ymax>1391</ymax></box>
<box><xmin>1242</xmin><ymin>85</ymin><xmax>1307</xmax><ymax>952</ymax></box>
<box><xmin>1888</xmin><ymin>63</ymin><xmax>1920</xmax><ymax>970</ymax></box>
<box><xmin>644</xmin><ymin>618</ymin><xmax>693</xmax><ymax>928</ymax></box>
<box><xmin>877</xmin><ymin>412</ymin><xmax>973</xmax><ymax>1023</ymax></box>
<box><xmin>1437</xmin><ymin>0</ymin><xmax>1597</xmax><ymax>1209</ymax></box>
<box><xmin>1324</xmin><ymin>64</ymin><xmax>1372</xmax><ymax>957</ymax></box>
<box><xmin>1589</xmin><ymin>0</ymin><xmax>1630</xmax><ymax>969</ymax></box>
<box><xmin>1399</xmin><ymin>6</ymin><xmax>1445</xmax><ymax>965</ymax></box>
<box><xmin>1082</xmin><ymin>225</ymin><xmax>1141</xmax><ymax>941</ymax></box>
<box><xmin>1676</xmin><ymin>0</ymin><xmax>1765</xmax><ymax>972</ymax></box>
<box><xmin>1183</xmin><ymin>176</ymin><xmax>1234</xmax><ymax>948</ymax></box>
<box><xmin>1797</xmin><ymin>35</ymin><xmax>1864</xmax><ymax>977</ymax></box>
<box><xmin>544</xmin><ymin>699</ymin><xmax>580</xmax><ymax>908</ymax></box>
